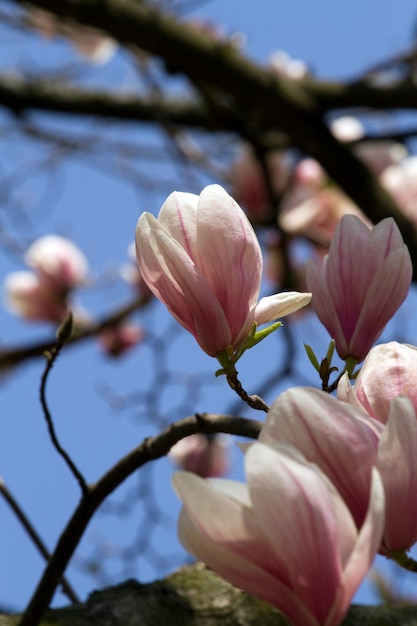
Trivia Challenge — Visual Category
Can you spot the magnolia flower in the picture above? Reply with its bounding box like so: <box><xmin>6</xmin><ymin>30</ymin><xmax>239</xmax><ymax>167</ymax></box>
<box><xmin>174</xmin><ymin>442</ymin><xmax>384</xmax><ymax>626</ymax></box>
<box><xmin>263</xmin><ymin>386</ymin><xmax>417</xmax><ymax>554</ymax></box>
<box><xmin>25</xmin><ymin>235</ymin><xmax>88</xmax><ymax>291</ymax></box>
<box><xmin>381</xmin><ymin>155</ymin><xmax>417</xmax><ymax>224</ymax></box>
<box><xmin>3</xmin><ymin>271</ymin><xmax>69</xmax><ymax>322</ymax></box>
<box><xmin>231</xmin><ymin>146</ymin><xmax>289</xmax><ymax>221</ymax></box>
<box><xmin>136</xmin><ymin>185</ymin><xmax>311</xmax><ymax>357</ymax></box>
<box><xmin>338</xmin><ymin>342</ymin><xmax>417</xmax><ymax>424</ymax></box>
<box><xmin>98</xmin><ymin>323</ymin><xmax>144</xmax><ymax>358</ymax></box>
<box><xmin>377</xmin><ymin>396</ymin><xmax>417</xmax><ymax>553</ymax></box>
<box><xmin>259</xmin><ymin>387</ymin><xmax>381</xmax><ymax>528</ymax></box>
<box><xmin>169</xmin><ymin>434</ymin><xmax>230</xmax><ymax>478</ymax></box>
<box><xmin>4</xmin><ymin>235</ymin><xmax>88</xmax><ymax>323</ymax></box>
<box><xmin>306</xmin><ymin>215</ymin><xmax>412</xmax><ymax>362</ymax></box>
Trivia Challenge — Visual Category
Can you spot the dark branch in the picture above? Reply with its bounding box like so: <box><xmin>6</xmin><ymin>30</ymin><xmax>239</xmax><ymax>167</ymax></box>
<box><xmin>19</xmin><ymin>412</ymin><xmax>262</xmax><ymax>626</ymax></box>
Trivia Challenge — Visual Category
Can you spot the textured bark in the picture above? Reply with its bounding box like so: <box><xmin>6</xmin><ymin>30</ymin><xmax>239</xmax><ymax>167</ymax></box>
<box><xmin>3</xmin><ymin>563</ymin><xmax>417</xmax><ymax>626</ymax></box>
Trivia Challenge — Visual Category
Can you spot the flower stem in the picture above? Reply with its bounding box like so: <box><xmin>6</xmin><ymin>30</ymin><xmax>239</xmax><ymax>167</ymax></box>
<box><xmin>390</xmin><ymin>550</ymin><xmax>417</xmax><ymax>573</ymax></box>
<box><xmin>226</xmin><ymin>370</ymin><xmax>269</xmax><ymax>412</ymax></box>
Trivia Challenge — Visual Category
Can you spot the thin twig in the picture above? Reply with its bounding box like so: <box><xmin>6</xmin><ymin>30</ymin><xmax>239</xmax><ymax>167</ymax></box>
<box><xmin>0</xmin><ymin>478</ymin><xmax>79</xmax><ymax>604</ymax></box>
<box><xmin>19</xmin><ymin>412</ymin><xmax>262</xmax><ymax>626</ymax></box>
<box><xmin>39</xmin><ymin>313</ymin><xmax>88</xmax><ymax>496</ymax></box>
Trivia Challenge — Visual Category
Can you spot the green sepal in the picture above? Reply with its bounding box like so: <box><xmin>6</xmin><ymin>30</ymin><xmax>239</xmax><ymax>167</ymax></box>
<box><xmin>234</xmin><ymin>321</ymin><xmax>282</xmax><ymax>363</ymax></box>
<box><xmin>304</xmin><ymin>342</ymin><xmax>320</xmax><ymax>373</ymax></box>
<box><xmin>325</xmin><ymin>339</ymin><xmax>335</xmax><ymax>366</ymax></box>
<box><xmin>215</xmin><ymin>321</ymin><xmax>283</xmax><ymax>376</ymax></box>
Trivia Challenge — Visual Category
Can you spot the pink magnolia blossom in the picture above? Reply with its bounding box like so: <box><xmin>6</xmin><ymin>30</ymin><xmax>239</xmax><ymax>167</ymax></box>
<box><xmin>278</xmin><ymin>158</ymin><xmax>369</xmax><ymax>249</ymax></box>
<box><xmin>377</xmin><ymin>396</ymin><xmax>417</xmax><ymax>553</ymax></box>
<box><xmin>381</xmin><ymin>155</ymin><xmax>417</xmax><ymax>224</ymax></box>
<box><xmin>25</xmin><ymin>235</ymin><xmax>88</xmax><ymax>291</ymax></box>
<box><xmin>169</xmin><ymin>434</ymin><xmax>230</xmax><ymax>478</ymax></box>
<box><xmin>338</xmin><ymin>342</ymin><xmax>417</xmax><ymax>424</ymax></box>
<box><xmin>173</xmin><ymin>442</ymin><xmax>384</xmax><ymax>626</ymax></box>
<box><xmin>135</xmin><ymin>185</ymin><xmax>311</xmax><ymax>357</ymax></box>
<box><xmin>306</xmin><ymin>215</ymin><xmax>412</xmax><ymax>362</ymax></box>
<box><xmin>259</xmin><ymin>387</ymin><xmax>381</xmax><ymax>528</ymax></box>
<box><xmin>231</xmin><ymin>146</ymin><xmax>289</xmax><ymax>221</ymax></box>
<box><xmin>263</xmin><ymin>386</ymin><xmax>417</xmax><ymax>554</ymax></box>
<box><xmin>3</xmin><ymin>271</ymin><xmax>69</xmax><ymax>322</ymax></box>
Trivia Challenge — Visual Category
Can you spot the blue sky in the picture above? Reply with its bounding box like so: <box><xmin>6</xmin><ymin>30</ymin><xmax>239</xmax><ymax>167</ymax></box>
<box><xmin>1</xmin><ymin>0</ymin><xmax>417</xmax><ymax>614</ymax></box>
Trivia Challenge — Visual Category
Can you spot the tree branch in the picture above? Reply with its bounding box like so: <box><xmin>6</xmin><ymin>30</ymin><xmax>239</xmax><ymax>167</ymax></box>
<box><xmin>8</xmin><ymin>0</ymin><xmax>417</xmax><ymax>272</ymax></box>
<box><xmin>5</xmin><ymin>562</ymin><xmax>417</xmax><ymax>626</ymax></box>
<box><xmin>0</xmin><ymin>294</ymin><xmax>148</xmax><ymax>370</ymax></box>
<box><xmin>18</xmin><ymin>412</ymin><xmax>262</xmax><ymax>626</ymax></box>
<box><xmin>0</xmin><ymin>74</ymin><xmax>232</xmax><ymax>130</ymax></box>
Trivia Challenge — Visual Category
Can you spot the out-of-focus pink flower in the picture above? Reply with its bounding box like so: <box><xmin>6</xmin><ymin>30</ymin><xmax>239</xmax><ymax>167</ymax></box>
<box><xmin>135</xmin><ymin>185</ymin><xmax>311</xmax><ymax>357</ymax></box>
<box><xmin>306</xmin><ymin>215</ymin><xmax>412</xmax><ymax>362</ymax></box>
<box><xmin>173</xmin><ymin>442</ymin><xmax>384</xmax><ymax>626</ymax></box>
<box><xmin>280</xmin><ymin>186</ymin><xmax>366</xmax><ymax>247</ymax></box>
<box><xmin>231</xmin><ymin>146</ymin><xmax>289</xmax><ymax>221</ymax></box>
<box><xmin>3</xmin><ymin>271</ymin><xmax>69</xmax><ymax>323</ymax></box>
<box><xmin>98</xmin><ymin>323</ymin><xmax>144</xmax><ymax>358</ymax></box>
<box><xmin>338</xmin><ymin>342</ymin><xmax>417</xmax><ymax>425</ymax></box>
<box><xmin>279</xmin><ymin>157</ymin><xmax>369</xmax><ymax>249</ymax></box>
<box><xmin>25</xmin><ymin>235</ymin><xmax>88</xmax><ymax>291</ymax></box>
<box><xmin>3</xmin><ymin>234</ymin><xmax>88</xmax><ymax>324</ymax></box>
<box><xmin>259</xmin><ymin>387</ymin><xmax>381</xmax><ymax>528</ymax></box>
<box><xmin>169</xmin><ymin>434</ymin><xmax>229</xmax><ymax>478</ymax></box>
<box><xmin>381</xmin><ymin>155</ymin><xmax>417</xmax><ymax>224</ymax></box>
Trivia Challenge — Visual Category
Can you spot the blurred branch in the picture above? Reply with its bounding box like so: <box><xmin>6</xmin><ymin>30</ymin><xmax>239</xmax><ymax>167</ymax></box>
<box><xmin>6</xmin><ymin>563</ymin><xmax>417</xmax><ymax>626</ymax></box>
<box><xmin>0</xmin><ymin>294</ymin><xmax>148</xmax><ymax>370</ymax></box>
<box><xmin>19</xmin><ymin>411</ymin><xmax>262</xmax><ymax>626</ymax></box>
<box><xmin>7</xmin><ymin>0</ymin><xmax>417</xmax><ymax>273</ymax></box>
<box><xmin>0</xmin><ymin>478</ymin><xmax>79</xmax><ymax>605</ymax></box>
<box><xmin>0</xmin><ymin>75</ymin><xmax>231</xmax><ymax>130</ymax></box>
<box><xmin>310</xmin><ymin>78</ymin><xmax>417</xmax><ymax>112</ymax></box>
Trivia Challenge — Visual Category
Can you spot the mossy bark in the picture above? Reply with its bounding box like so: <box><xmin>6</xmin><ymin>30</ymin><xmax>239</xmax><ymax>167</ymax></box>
<box><xmin>2</xmin><ymin>563</ymin><xmax>417</xmax><ymax>626</ymax></box>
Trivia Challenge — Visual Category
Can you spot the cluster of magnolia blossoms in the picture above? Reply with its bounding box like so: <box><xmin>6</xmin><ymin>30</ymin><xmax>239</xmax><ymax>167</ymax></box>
<box><xmin>135</xmin><ymin>183</ymin><xmax>416</xmax><ymax>625</ymax></box>
<box><xmin>4</xmin><ymin>235</ymin><xmax>88</xmax><ymax>323</ymax></box>
<box><xmin>173</xmin><ymin>360</ymin><xmax>417</xmax><ymax>625</ymax></box>
<box><xmin>135</xmin><ymin>184</ymin><xmax>311</xmax><ymax>366</ymax></box>
<box><xmin>174</xmin><ymin>346</ymin><xmax>417</xmax><ymax>626</ymax></box>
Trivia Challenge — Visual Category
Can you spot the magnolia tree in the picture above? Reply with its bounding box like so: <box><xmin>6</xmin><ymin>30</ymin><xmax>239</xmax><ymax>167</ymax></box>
<box><xmin>2</xmin><ymin>2</ymin><xmax>417</xmax><ymax>626</ymax></box>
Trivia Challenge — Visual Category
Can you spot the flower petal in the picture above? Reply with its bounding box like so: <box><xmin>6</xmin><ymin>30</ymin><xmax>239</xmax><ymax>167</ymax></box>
<box><xmin>196</xmin><ymin>185</ymin><xmax>263</xmax><ymax>340</ymax></box>
<box><xmin>260</xmin><ymin>387</ymin><xmax>379</xmax><ymax>526</ymax></box>
<box><xmin>136</xmin><ymin>212</ymin><xmax>232</xmax><ymax>354</ymax></box>
<box><xmin>174</xmin><ymin>470</ymin><xmax>321</xmax><ymax>626</ymax></box>
<box><xmin>328</xmin><ymin>468</ymin><xmax>385</xmax><ymax>626</ymax></box>
<box><xmin>254</xmin><ymin>291</ymin><xmax>312</xmax><ymax>326</ymax></box>
<box><xmin>377</xmin><ymin>396</ymin><xmax>417</xmax><ymax>551</ymax></box>
<box><xmin>246</xmin><ymin>442</ymin><xmax>356</xmax><ymax>625</ymax></box>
